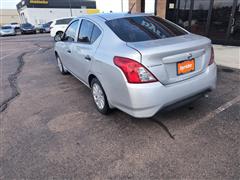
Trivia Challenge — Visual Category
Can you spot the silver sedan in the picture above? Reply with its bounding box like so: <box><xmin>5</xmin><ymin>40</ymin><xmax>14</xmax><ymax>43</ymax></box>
<box><xmin>0</xmin><ymin>26</ymin><xmax>16</xmax><ymax>36</ymax></box>
<box><xmin>54</xmin><ymin>13</ymin><xmax>217</xmax><ymax>118</ymax></box>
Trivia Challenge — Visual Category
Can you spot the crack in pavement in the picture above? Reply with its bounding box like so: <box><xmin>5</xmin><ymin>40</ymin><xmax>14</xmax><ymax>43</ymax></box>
<box><xmin>0</xmin><ymin>46</ymin><xmax>51</xmax><ymax>113</ymax></box>
<box><xmin>149</xmin><ymin>118</ymin><xmax>175</xmax><ymax>139</ymax></box>
<box><xmin>0</xmin><ymin>52</ymin><xmax>27</xmax><ymax>112</ymax></box>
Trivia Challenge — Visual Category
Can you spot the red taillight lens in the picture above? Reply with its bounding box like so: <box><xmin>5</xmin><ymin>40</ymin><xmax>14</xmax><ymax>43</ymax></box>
<box><xmin>209</xmin><ymin>46</ymin><xmax>215</xmax><ymax>65</ymax></box>
<box><xmin>113</xmin><ymin>56</ymin><xmax>157</xmax><ymax>83</ymax></box>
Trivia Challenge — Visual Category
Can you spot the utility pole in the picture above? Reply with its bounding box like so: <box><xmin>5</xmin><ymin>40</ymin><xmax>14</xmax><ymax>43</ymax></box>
<box><xmin>68</xmin><ymin>0</ymin><xmax>73</xmax><ymax>17</ymax></box>
<box><xmin>121</xmin><ymin>0</ymin><xmax>124</xmax><ymax>12</ymax></box>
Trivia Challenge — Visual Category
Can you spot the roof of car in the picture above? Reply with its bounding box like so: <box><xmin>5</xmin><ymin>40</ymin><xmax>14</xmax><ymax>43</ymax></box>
<box><xmin>76</xmin><ymin>13</ymin><xmax>151</xmax><ymax>21</ymax></box>
<box><xmin>97</xmin><ymin>13</ymin><xmax>150</xmax><ymax>20</ymax></box>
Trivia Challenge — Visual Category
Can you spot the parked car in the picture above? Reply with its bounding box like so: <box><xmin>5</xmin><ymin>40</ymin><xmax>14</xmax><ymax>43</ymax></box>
<box><xmin>20</xmin><ymin>23</ymin><xmax>36</xmax><ymax>34</ymax></box>
<box><xmin>10</xmin><ymin>22</ymin><xmax>20</xmax><ymax>31</ymax></box>
<box><xmin>54</xmin><ymin>13</ymin><xmax>217</xmax><ymax>118</ymax></box>
<box><xmin>37</xmin><ymin>22</ymin><xmax>52</xmax><ymax>33</ymax></box>
<box><xmin>0</xmin><ymin>26</ymin><xmax>16</xmax><ymax>36</ymax></box>
<box><xmin>50</xmin><ymin>17</ymin><xmax>73</xmax><ymax>41</ymax></box>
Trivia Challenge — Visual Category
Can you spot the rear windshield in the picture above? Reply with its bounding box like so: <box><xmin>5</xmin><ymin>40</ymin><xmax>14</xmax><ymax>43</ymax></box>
<box><xmin>56</xmin><ymin>18</ymin><xmax>73</xmax><ymax>25</ymax></box>
<box><xmin>43</xmin><ymin>24</ymin><xmax>49</xmax><ymax>28</ymax></box>
<box><xmin>1</xmin><ymin>26</ymin><xmax>12</xmax><ymax>29</ymax></box>
<box><xmin>106</xmin><ymin>16</ymin><xmax>188</xmax><ymax>42</ymax></box>
<box><xmin>21</xmin><ymin>23</ymin><xmax>33</xmax><ymax>28</ymax></box>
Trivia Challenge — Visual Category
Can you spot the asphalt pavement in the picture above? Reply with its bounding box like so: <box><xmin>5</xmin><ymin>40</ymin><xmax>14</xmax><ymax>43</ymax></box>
<box><xmin>0</xmin><ymin>34</ymin><xmax>240</xmax><ymax>179</ymax></box>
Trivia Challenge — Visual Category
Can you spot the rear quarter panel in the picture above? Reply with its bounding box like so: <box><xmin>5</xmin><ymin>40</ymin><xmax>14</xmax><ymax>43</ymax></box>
<box><xmin>90</xmin><ymin>19</ymin><xmax>142</xmax><ymax>108</ymax></box>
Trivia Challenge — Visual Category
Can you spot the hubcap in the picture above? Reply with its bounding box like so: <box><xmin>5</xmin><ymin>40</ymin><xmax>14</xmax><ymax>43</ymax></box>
<box><xmin>57</xmin><ymin>57</ymin><xmax>63</xmax><ymax>72</ymax></box>
<box><xmin>92</xmin><ymin>83</ymin><xmax>105</xmax><ymax>110</ymax></box>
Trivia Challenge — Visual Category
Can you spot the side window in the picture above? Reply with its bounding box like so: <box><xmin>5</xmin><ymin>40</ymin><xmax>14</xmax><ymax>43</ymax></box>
<box><xmin>91</xmin><ymin>25</ymin><xmax>101</xmax><ymax>44</ymax></box>
<box><xmin>78</xmin><ymin>20</ymin><xmax>94</xmax><ymax>43</ymax></box>
<box><xmin>56</xmin><ymin>18</ymin><xmax>73</xmax><ymax>25</ymax></box>
<box><xmin>64</xmin><ymin>20</ymin><xmax>79</xmax><ymax>42</ymax></box>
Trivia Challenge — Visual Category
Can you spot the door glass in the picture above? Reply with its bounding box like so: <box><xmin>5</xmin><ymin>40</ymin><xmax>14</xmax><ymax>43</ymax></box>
<box><xmin>209</xmin><ymin>0</ymin><xmax>234</xmax><ymax>40</ymax></box>
<box><xmin>90</xmin><ymin>25</ymin><xmax>101</xmax><ymax>44</ymax></box>
<box><xmin>64</xmin><ymin>20</ymin><xmax>79</xmax><ymax>42</ymax></box>
<box><xmin>78</xmin><ymin>20</ymin><xmax>94</xmax><ymax>43</ymax></box>
<box><xmin>191</xmin><ymin>0</ymin><xmax>210</xmax><ymax>35</ymax></box>
<box><xmin>177</xmin><ymin>0</ymin><xmax>191</xmax><ymax>29</ymax></box>
<box><xmin>229</xmin><ymin>1</ymin><xmax>240</xmax><ymax>41</ymax></box>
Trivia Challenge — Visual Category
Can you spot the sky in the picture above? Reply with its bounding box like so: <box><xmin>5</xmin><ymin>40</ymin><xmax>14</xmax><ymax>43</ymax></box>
<box><xmin>0</xmin><ymin>0</ymin><xmax>130</xmax><ymax>12</ymax></box>
<box><xmin>0</xmin><ymin>0</ymin><xmax>20</xmax><ymax>9</ymax></box>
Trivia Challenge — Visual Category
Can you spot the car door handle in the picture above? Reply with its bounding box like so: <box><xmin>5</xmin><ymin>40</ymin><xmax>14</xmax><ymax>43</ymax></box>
<box><xmin>85</xmin><ymin>55</ymin><xmax>91</xmax><ymax>61</ymax></box>
<box><xmin>67</xmin><ymin>50</ymin><xmax>71</xmax><ymax>53</ymax></box>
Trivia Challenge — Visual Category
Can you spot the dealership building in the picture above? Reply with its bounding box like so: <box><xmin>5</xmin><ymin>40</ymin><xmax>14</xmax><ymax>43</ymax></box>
<box><xmin>129</xmin><ymin>0</ymin><xmax>240</xmax><ymax>46</ymax></box>
<box><xmin>16</xmin><ymin>0</ymin><xmax>98</xmax><ymax>25</ymax></box>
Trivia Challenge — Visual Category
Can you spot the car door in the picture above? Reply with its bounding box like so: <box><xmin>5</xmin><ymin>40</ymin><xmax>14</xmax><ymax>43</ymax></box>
<box><xmin>59</xmin><ymin>20</ymin><xmax>80</xmax><ymax>72</ymax></box>
<box><xmin>71</xmin><ymin>19</ymin><xmax>102</xmax><ymax>83</ymax></box>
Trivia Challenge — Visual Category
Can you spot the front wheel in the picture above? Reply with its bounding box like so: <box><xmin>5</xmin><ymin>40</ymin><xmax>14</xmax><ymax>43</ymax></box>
<box><xmin>56</xmin><ymin>56</ymin><xmax>67</xmax><ymax>75</ymax></box>
<box><xmin>91</xmin><ymin>78</ymin><xmax>110</xmax><ymax>115</ymax></box>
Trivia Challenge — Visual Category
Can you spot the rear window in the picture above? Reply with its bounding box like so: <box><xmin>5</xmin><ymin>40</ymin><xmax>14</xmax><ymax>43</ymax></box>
<box><xmin>21</xmin><ymin>23</ymin><xmax>33</xmax><ymax>28</ymax></box>
<box><xmin>106</xmin><ymin>16</ymin><xmax>188</xmax><ymax>42</ymax></box>
<box><xmin>1</xmin><ymin>26</ymin><xmax>12</xmax><ymax>29</ymax></box>
<box><xmin>56</xmin><ymin>18</ymin><xmax>73</xmax><ymax>25</ymax></box>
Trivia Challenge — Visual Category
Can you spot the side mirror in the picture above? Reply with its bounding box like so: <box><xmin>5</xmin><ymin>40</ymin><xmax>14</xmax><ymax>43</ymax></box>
<box><xmin>55</xmin><ymin>32</ymin><xmax>65</xmax><ymax>42</ymax></box>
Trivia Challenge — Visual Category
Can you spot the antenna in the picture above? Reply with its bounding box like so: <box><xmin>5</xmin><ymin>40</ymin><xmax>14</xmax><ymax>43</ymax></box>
<box><xmin>128</xmin><ymin>3</ymin><xmax>135</xmax><ymax>14</ymax></box>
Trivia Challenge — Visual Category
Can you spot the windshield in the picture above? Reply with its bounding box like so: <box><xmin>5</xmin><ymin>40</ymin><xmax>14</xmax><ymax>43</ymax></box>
<box><xmin>1</xmin><ymin>26</ymin><xmax>12</xmax><ymax>29</ymax></box>
<box><xmin>43</xmin><ymin>24</ymin><xmax>50</xmax><ymax>28</ymax></box>
<box><xmin>22</xmin><ymin>23</ymin><xmax>33</xmax><ymax>28</ymax></box>
<box><xmin>106</xmin><ymin>16</ymin><xmax>188</xmax><ymax>42</ymax></box>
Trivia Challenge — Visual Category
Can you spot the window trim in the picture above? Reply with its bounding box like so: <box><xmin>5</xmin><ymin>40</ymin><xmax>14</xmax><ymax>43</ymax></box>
<box><xmin>77</xmin><ymin>18</ymin><xmax>102</xmax><ymax>45</ymax></box>
<box><xmin>63</xmin><ymin>19</ymin><xmax>80</xmax><ymax>42</ymax></box>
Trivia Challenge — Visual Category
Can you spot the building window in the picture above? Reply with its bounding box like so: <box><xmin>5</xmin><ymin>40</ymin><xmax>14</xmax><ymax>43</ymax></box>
<box><xmin>191</xmin><ymin>0</ymin><xmax>210</xmax><ymax>35</ymax></box>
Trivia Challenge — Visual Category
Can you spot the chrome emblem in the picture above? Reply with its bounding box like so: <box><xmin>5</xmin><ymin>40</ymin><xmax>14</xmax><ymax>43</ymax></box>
<box><xmin>187</xmin><ymin>53</ymin><xmax>193</xmax><ymax>59</ymax></box>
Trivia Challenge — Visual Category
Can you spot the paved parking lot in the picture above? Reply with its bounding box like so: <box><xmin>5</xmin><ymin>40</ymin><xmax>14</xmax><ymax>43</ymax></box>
<box><xmin>0</xmin><ymin>34</ymin><xmax>240</xmax><ymax>179</ymax></box>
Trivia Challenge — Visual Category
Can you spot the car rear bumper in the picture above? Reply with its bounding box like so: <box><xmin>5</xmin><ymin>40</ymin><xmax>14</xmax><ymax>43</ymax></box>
<box><xmin>116</xmin><ymin>64</ymin><xmax>217</xmax><ymax>118</ymax></box>
<box><xmin>0</xmin><ymin>32</ymin><xmax>16</xmax><ymax>36</ymax></box>
<box><xmin>21</xmin><ymin>30</ymin><xmax>36</xmax><ymax>34</ymax></box>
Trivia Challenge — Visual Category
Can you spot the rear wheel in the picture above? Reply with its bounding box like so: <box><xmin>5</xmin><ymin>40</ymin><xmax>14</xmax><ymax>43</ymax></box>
<box><xmin>91</xmin><ymin>78</ymin><xmax>110</xmax><ymax>115</ymax></box>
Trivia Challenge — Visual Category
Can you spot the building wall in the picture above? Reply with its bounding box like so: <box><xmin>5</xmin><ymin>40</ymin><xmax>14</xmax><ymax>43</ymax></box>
<box><xmin>0</xmin><ymin>9</ymin><xmax>20</xmax><ymax>25</ymax></box>
<box><xmin>129</xmin><ymin>0</ymin><xmax>167</xmax><ymax>18</ymax></box>
<box><xmin>129</xmin><ymin>0</ymin><xmax>142</xmax><ymax>13</ymax></box>
<box><xmin>19</xmin><ymin>8</ymin><xmax>99</xmax><ymax>25</ymax></box>
<box><xmin>156</xmin><ymin>0</ymin><xmax>166</xmax><ymax>18</ymax></box>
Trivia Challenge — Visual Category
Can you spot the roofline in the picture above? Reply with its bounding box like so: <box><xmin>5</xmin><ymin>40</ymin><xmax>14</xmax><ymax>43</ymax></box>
<box><xmin>74</xmin><ymin>13</ymin><xmax>153</xmax><ymax>21</ymax></box>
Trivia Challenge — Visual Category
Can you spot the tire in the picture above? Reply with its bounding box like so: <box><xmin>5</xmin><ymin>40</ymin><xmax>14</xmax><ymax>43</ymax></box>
<box><xmin>56</xmin><ymin>56</ymin><xmax>67</xmax><ymax>75</ymax></box>
<box><xmin>54</xmin><ymin>31</ymin><xmax>63</xmax><ymax>41</ymax></box>
<box><xmin>91</xmin><ymin>78</ymin><xmax>110</xmax><ymax>115</ymax></box>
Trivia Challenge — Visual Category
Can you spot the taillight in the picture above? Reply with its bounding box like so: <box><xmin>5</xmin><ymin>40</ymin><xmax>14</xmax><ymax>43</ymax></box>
<box><xmin>209</xmin><ymin>46</ymin><xmax>215</xmax><ymax>65</ymax></box>
<box><xmin>113</xmin><ymin>56</ymin><xmax>157</xmax><ymax>83</ymax></box>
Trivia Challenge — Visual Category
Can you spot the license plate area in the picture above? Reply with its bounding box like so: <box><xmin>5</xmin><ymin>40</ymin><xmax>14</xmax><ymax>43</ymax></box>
<box><xmin>177</xmin><ymin>59</ymin><xmax>195</xmax><ymax>76</ymax></box>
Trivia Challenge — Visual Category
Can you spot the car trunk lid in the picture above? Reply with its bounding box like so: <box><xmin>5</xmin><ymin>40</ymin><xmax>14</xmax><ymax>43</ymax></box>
<box><xmin>127</xmin><ymin>34</ymin><xmax>212</xmax><ymax>85</ymax></box>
